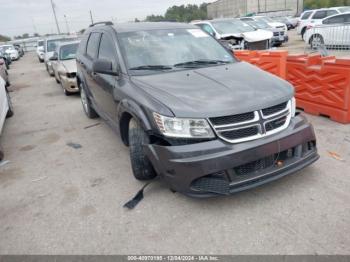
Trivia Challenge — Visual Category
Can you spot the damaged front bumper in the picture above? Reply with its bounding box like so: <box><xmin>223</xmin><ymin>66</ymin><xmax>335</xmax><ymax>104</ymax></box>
<box><xmin>145</xmin><ymin>114</ymin><xmax>319</xmax><ymax>197</ymax></box>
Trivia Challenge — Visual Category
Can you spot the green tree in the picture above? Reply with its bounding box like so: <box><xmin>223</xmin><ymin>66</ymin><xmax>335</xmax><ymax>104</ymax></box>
<box><xmin>304</xmin><ymin>0</ymin><xmax>350</xmax><ymax>9</ymax></box>
<box><xmin>0</xmin><ymin>34</ymin><xmax>11</xmax><ymax>41</ymax></box>
<box><xmin>145</xmin><ymin>3</ymin><xmax>208</xmax><ymax>23</ymax></box>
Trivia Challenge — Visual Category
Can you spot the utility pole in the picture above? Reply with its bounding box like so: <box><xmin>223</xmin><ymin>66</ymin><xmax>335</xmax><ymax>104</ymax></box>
<box><xmin>50</xmin><ymin>0</ymin><xmax>61</xmax><ymax>34</ymax></box>
<box><xmin>89</xmin><ymin>10</ymin><xmax>94</xmax><ymax>25</ymax></box>
<box><xmin>64</xmin><ymin>15</ymin><xmax>70</xmax><ymax>34</ymax></box>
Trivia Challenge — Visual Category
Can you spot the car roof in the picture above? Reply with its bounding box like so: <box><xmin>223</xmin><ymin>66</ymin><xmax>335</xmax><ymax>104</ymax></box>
<box><xmin>110</xmin><ymin>22</ymin><xmax>198</xmax><ymax>33</ymax></box>
<box><xmin>323</xmin><ymin>11</ymin><xmax>350</xmax><ymax>19</ymax></box>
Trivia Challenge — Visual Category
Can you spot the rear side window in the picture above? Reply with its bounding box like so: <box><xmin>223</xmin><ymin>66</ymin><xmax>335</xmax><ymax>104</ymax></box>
<box><xmin>301</xmin><ymin>11</ymin><xmax>312</xmax><ymax>20</ymax></box>
<box><xmin>327</xmin><ymin>10</ymin><xmax>338</xmax><ymax>17</ymax></box>
<box><xmin>86</xmin><ymin>32</ymin><xmax>101</xmax><ymax>58</ymax></box>
<box><xmin>98</xmin><ymin>34</ymin><xmax>118</xmax><ymax>68</ymax></box>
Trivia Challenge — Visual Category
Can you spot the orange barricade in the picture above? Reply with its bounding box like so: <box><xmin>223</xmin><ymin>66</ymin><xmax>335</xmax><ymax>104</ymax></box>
<box><xmin>287</xmin><ymin>54</ymin><xmax>350</xmax><ymax>124</ymax></box>
<box><xmin>234</xmin><ymin>50</ymin><xmax>287</xmax><ymax>79</ymax></box>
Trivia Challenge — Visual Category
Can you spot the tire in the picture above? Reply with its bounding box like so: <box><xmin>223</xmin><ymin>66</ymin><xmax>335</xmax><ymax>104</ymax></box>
<box><xmin>63</xmin><ymin>88</ymin><xmax>72</xmax><ymax>96</ymax></box>
<box><xmin>310</xmin><ymin>34</ymin><xmax>324</xmax><ymax>50</ymax></box>
<box><xmin>80</xmin><ymin>82</ymin><xmax>98</xmax><ymax>118</ymax></box>
<box><xmin>6</xmin><ymin>90</ymin><xmax>14</xmax><ymax>118</ymax></box>
<box><xmin>55</xmin><ymin>76</ymin><xmax>60</xmax><ymax>84</ymax></box>
<box><xmin>128</xmin><ymin>118</ymin><xmax>157</xmax><ymax>181</ymax></box>
<box><xmin>0</xmin><ymin>150</ymin><xmax>4</xmax><ymax>162</ymax></box>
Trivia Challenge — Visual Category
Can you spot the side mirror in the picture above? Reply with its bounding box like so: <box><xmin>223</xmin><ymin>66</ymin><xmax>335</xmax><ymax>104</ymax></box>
<box><xmin>92</xmin><ymin>59</ymin><xmax>119</xmax><ymax>76</ymax></box>
<box><xmin>49</xmin><ymin>55</ymin><xmax>58</xmax><ymax>61</ymax></box>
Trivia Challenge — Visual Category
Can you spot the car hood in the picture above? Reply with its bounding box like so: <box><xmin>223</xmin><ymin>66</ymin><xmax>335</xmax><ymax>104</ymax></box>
<box><xmin>268</xmin><ymin>22</ymin><xmax>286</xmax><ymax>28</ymax></box>
<box><xmin>242</xmin><ymin>29</ymin><xmax>273</xmax><ymax>41</ymax></box>
<box><xmin>220</xmin><ymin>30</ymin><xmax>272</xmax><ymax>42</ymax></box>
<box><xmin>131</xmin><ymin>62</ymin><xmax>294</xmax><ymax>118</ymax></box>
<box><xmin>60</xmin><ymin>59</ymin><xmax>77</xmax><ymax>72</ymax></box>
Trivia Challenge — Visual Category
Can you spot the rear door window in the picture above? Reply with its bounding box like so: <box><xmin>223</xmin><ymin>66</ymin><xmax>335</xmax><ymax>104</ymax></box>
<box><xmin>86</xmin><ymin>32</ymin><xmax>101</xmax><ymax>59</ymax></box>
<box><xmin>312</xmin><ymin>11</ymin><xmax>328</xmax><ymax>19</ymax></box>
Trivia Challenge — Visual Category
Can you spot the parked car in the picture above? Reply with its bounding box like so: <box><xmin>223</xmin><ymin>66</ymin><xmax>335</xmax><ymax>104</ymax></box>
<box><xmin>0</xmin><ymin>76</ymin><xmax>14</xmax><ymax>161</ymax></box>
<box><xmin>193</xmin><ymin>19</ymin><xmax>273</xmax><ymax>50</ymax></box>
<box><xmin>272</xmin><ymin>16</ymin><xmax>294</xmax><ymax>30</ymax></box>
<box><xmin>0</xmin><ymin>45</ymin><xmax>19</xmax><ymax>61</ymax></box>
<box><xmin>44</xmin><ymin>36</ymin><xmax>79</xmax><ymax>76</ymax></box>
<box><xmin>51</xmin><ymin>41</ymin><xmax>80</xmax><ymax>95</ymax></box>
<box><xmin>240</xmin><ymin>17</ymin><xmax>287</xmax><ymax>47</ymax></box>
<box><xmin>0</xmin><ymin>50</ymin><xmax>11</xmax><ymax>69</ymax></box>
<box><xmin>14</xmin><ymin>44</ymin><xmax>24</xmax><ymax>57</ymax></box>
<box><xmin>0</xmin><ymin>58</ymin><xmax>10</xmax><ymax>87</ymax></box>
<box><xmin>76</xmin><ymin>22</ymin><xmax>319</xmax><ymax>197</ymax></box>
<box><xmin>304</xmin><ymin>12</ymin><xmax>350</xmax><ymax>49</ymax></box>
<box><xmin>253</xmin><ymin>16</ymin><xmax>288</xmax><ymax>32</ymax></box>
<box><xmin>296</xmin><ymin>7</ymin><xmax>349</xmax><ymax>37</ymax></box>
<box><xmin>36</xmin><ymin>40</ymin><xmax>45</xmax><ymax>62</ymax></box>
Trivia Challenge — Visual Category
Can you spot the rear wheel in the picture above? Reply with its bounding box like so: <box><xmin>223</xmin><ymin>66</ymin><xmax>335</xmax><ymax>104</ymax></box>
<box><xmin>310</xmin><ymin>34</ymin><xmax>324</xmax><ymax>50</ymax></box>
<box><xmin>80</xmin><ymin>83</ymin><xmax>98</xmax><ymax>118</ymax></box>
<box><xmin>128</xmin><ymin>118</ymin><xmax>157</xmax><ymax>181</ymax></box>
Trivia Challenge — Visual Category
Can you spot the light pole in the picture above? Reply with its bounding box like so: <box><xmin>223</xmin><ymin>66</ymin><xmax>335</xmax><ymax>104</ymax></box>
<box><xmin>50</xmin><ymin>0</ymin><xmax>61</xmax><ymax>34</ymax></box>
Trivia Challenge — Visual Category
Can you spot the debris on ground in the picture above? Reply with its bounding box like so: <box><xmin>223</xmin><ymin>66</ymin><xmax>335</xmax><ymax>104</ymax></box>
<box><xmin>31</xmin><ymin>176</ymin><xmax>48</xmax><ymax>182</ymax></box>
<box><xmin>328</xmin><ymin>151</ymin><xmax>344</xmax><ymax>161</ymax></box>
<box><xmin>66</xmin><ymin>142</ymin><xmax>82</xmax><ymax>149</ymax></box>
<box><xmin>84</xmin><ymin>123</ymin><xmax>101</xmax><ymax>129</ymax></box>
<box><xmin>0</xmin><ymin>160</ymin><xmax>10</xmax><ymax>167</ymax></box>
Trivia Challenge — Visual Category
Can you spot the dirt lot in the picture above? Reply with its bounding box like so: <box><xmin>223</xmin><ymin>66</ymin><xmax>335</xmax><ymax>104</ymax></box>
<box><xmin>0</xmin><ymin>32</ymin><xmax>350</xmax><ymax>254</ymax></box>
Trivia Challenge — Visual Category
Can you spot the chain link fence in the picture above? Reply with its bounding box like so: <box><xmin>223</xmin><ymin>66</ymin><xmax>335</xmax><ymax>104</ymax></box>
<box><xmin>303</xmin><ymin>23</ymin><xmax>350</xmax><ymax>58</ymax></box>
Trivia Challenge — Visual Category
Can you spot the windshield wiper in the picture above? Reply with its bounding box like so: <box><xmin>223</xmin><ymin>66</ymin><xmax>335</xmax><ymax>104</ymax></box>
<box><xmin>174</xmin><ymin>59</ymin><xmax>230</xmax><ymax>68</ymax></box>
<box><xmin>129</xmin><ymin>65</ymin><xmax>173</xmax><ymax>71</ymax></box>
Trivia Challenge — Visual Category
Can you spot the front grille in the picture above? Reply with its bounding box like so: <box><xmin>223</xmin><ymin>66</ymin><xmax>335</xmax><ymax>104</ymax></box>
<box><xmin>246</xmin><ymin>40</ymin><xmax>269</xmax><ymax>50</ymax></box>
<box><xmin>209</xmin><ymin>100</ymin><xmax>291</xmax><ymax>144</ymax></box>
<box><xmin>235</xmin><ymin>155</ymin><xmax>274</xmax><ymax>176</ymax></box>
<box><xmin>209</xmin><ymin>112</ymin><xmax>255</xmax><ymax>126</ymax></box>
<box><xmin>265</xmin><ymin>116</ymin><xmax>287</xmax><ymax>132</ymax></box>
<box><xmin>190</xmin><ymin>141</ymin><xmax>317</xmax><ymax>195</ymax></box>
<box><xmin>262</xmin><ymin>102</ymin><xmax>288</xmax><ymax>116</ymax></box>
<box><xmin>221</xmin><ymin>126</ymin><xmax>259</xmax><ymax>140</ymax></box>
<box><xmin>273</xmin><ymin>32</ymin><xmax>279</xmax><ymax>36</ymax></box>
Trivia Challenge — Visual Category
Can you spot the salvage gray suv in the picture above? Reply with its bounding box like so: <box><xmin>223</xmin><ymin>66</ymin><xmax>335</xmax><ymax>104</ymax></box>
<box><xmin>76</xmin><ymin>21</ymin><xmax>319</xmax><ymax>197</ymax></box>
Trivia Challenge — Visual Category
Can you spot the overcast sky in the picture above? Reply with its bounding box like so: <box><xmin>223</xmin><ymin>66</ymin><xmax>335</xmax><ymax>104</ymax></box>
<box><xmin>0</xmin><ymin>0</ymin><xmax>214</xmax><ymax>37</ymax></box>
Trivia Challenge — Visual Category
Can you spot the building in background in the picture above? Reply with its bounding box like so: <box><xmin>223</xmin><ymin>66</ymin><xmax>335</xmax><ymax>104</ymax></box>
<box><xmin>207</xmin><ymin>0</ymin><xmax>304</xmax><ymax>19</ymax></box>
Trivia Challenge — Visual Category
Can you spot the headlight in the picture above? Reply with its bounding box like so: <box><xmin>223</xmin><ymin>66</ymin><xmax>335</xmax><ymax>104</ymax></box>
<box><xmin>153</xmin><ymin>113</ymin><xmax>215</xmax><ymax>139</ymax></box>
<box><xmin>291</xmin><ymin>97</ymin><xmax>296</xmax><ymax>117</ymax></box>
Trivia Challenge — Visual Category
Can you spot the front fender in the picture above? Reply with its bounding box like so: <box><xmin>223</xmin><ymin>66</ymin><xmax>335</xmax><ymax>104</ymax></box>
<box><xmin>117</xmin><ymin>99</ymin><xmax>153</xmax><ymax>131</ymax></box>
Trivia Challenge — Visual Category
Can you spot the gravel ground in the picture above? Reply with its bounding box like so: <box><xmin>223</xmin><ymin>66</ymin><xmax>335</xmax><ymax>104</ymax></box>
<box><xmin>0</xmin><ymin>39</ymin><xmax>350</xmax><ymax>255</ymax></box>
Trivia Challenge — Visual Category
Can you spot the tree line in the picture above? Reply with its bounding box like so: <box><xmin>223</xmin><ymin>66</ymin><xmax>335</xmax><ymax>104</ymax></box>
<box><xmin>304</xmin><ymin>0</ymin><xmax>350</xmax><ymax>9</ymax></box>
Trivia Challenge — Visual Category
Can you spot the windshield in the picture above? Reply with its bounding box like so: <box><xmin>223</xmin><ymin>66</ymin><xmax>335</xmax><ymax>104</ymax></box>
<box><xmin>1</xmin><ymin>46</ymin><xmax>13</xmax><ymax>51</ymax></box>
<box><xmin>339</xmin><ymin>7</ymin><xmax>350</xmax><ymax>13</ymax></box>
<box><xmin>38</xmin><ymin>41</ymin><xmax>44</xmax><ymax>47</ymax></box>
<box><xmin>212</xmin><ymin>20</ymin><xmax>255</xmax><ymax>34</ymax></box>
<box><xmin>59</xmin><ymin>43</ymin><xmax>78</xmax><ymax>60</ymax></box>
<box><xmin>119</xmin><ymin>28</ymin><xmax>235</xmax><ymax>74</ymax></box>
<box><xmin>245</xmin><ymin>20</ymin><xmax>271</xmax><ymax>29</ymax></box>
<box><xmin>256</xmin><ymin>16</ymin><xmax>274</xmax><ymax>23</ymax></box>
<box><xmin>47</xmin><ymin>38</ymin><xmax>78</xmax><ymax>52</ymax></box>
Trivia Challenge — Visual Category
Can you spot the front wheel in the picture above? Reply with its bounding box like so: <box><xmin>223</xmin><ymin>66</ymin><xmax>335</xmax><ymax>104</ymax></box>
<box><xmin>80</xmin><ymin>83</ymin><xmax>98</xmax><ymax>118</ymax></box>
<box><xmin>128</xmin><ymin>118</ymin><xmax>157</xmax><ymax>181</ymax></box>
<box><xmin>310</xmin><ymin>34</ymin><xmax>324</xmax><ymax>50</ymax></box>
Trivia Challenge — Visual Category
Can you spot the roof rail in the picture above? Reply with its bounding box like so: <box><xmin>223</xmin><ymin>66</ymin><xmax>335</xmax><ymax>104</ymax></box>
<box><xmin>89</xmin><ymin>21</ymin><xmax>113</xmax><ymax>27</ymax></box>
